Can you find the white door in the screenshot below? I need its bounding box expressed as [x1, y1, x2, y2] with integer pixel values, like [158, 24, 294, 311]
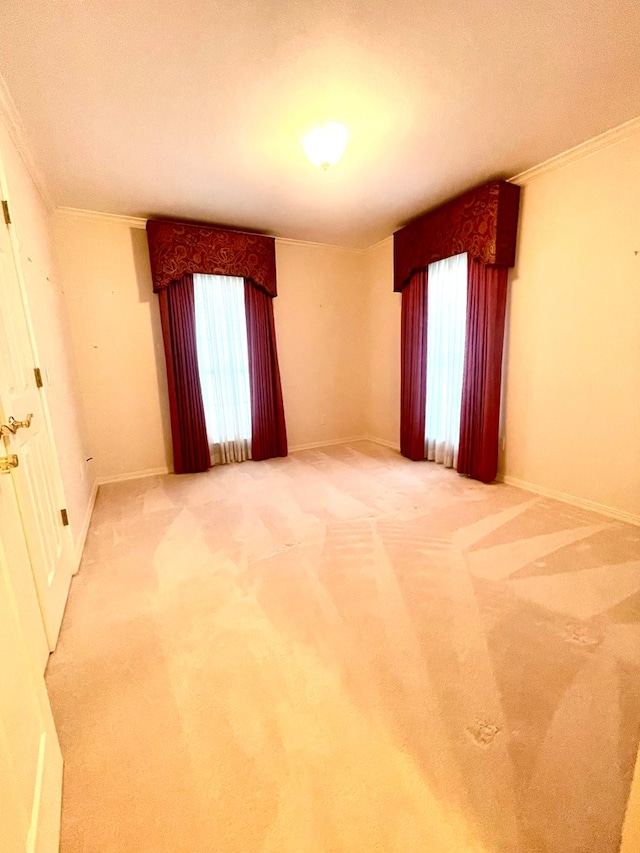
[0, 470, 63, 853]
[0, 196, 74, 650]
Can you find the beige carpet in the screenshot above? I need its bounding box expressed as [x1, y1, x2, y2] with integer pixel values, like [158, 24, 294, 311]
[46, 441, 640, 852]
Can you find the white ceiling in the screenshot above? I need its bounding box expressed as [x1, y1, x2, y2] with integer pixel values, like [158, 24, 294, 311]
[2, 0, 640, 248]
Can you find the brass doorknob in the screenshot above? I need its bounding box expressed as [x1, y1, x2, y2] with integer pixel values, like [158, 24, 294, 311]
[0, 454, 19, 473]
[0, 413, 33, 435]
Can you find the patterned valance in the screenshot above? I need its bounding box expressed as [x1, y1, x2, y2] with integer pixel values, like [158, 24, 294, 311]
[393, 179, 520, 292]
[146, 219, 277, 297]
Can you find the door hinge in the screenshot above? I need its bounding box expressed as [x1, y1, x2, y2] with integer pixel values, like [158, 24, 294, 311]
[34, 367, 43, 388]
[60, 508, 69, 526]
[2, 200, 11, 225]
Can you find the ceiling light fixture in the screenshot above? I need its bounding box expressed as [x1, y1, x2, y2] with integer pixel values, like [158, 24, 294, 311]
[302, 122, 349, 171]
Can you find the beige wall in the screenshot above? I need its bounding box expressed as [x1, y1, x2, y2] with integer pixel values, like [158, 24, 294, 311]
[274, 240, 368, 449]
[363, 237, 400, 447]
[0, 118, 93, 548]
[360, 134, 640, 521]
[53, 223, 372, 478]
[52, 216, 172, 482]
[51, 126, 640, 523]
[503, 131, 640, 520]
[621, 746, 640, 853]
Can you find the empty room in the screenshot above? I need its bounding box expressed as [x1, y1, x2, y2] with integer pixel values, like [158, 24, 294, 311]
[1, 1, 640, 851]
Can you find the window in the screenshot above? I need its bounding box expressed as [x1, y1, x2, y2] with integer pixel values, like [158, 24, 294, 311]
[424, 252, 468, 468]
[193, 274, 252, 464]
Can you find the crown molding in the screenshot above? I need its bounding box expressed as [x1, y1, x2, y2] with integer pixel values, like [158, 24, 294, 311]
[0, 72, 55, 211]
[54, 208, 373, 250]
[55, 206, 148, 229]
[275, 235, 365, 253]
[361, 235, 393, 255]
[510, 114, 640, 186]
[277, 233, 394, 254]
[54, 208, 380, 254]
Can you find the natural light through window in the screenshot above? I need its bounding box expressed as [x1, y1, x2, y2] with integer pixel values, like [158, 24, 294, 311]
[424, 252, 468, 468]
[194, 274, 252, 464]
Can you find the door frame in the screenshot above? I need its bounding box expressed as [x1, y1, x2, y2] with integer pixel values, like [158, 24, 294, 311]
[0, 142, 75, 650]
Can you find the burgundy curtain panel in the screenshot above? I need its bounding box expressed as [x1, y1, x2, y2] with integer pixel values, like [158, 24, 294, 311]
[457, 261, 509, 483]
[158, 274, 210, 474]
[393, 179, 520, 481]
[147, 218, 287, 472]
[400, 269, 428, 461]
[244, 281, 288, 461]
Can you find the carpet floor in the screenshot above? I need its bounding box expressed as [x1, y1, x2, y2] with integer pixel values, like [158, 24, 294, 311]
[46, 441, 640, 852]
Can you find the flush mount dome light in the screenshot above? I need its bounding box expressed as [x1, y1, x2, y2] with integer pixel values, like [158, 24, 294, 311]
[302, 122, 349, 170]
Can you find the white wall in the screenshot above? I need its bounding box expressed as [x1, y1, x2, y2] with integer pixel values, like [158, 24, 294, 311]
[0, 117, 94, 549]
[503, 130, 640, 520]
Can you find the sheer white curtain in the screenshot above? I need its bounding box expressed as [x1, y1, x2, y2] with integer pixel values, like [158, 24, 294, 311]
[425, 252, 468, 468]
[194, 274, 252, 465]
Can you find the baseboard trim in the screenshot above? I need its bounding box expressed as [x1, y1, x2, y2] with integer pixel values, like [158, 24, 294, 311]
[96, 466, 169, 486]
[288, 436, 402, 454]
[73, 480, 98, 573]
[289, 436, 369, 453]
[500, 475, 640, 527]
[365, 435, 401, 452]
